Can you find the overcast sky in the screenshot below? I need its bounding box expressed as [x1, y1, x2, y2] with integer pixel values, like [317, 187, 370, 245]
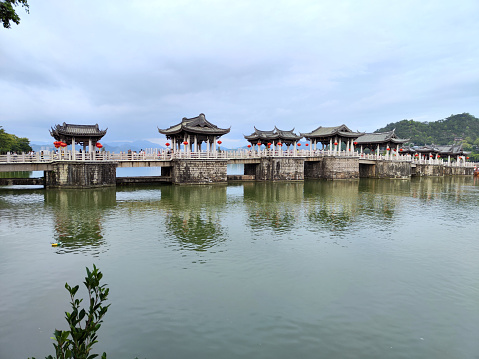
[1, 0, 479, 148]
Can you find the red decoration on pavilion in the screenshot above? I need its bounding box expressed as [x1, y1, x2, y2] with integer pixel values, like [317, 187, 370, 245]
[437, 155, 440, 158]
[334, 142, 338, 145]
[387, 147, 390, 151]
[277, 142, 282, 146]
[353, 141, 358, 145]
[247, 144, 251, 148]
[305, 143, 309, 146]
[466, 157, 470, 159]
[400, 148, 403, 152]
[61, 142, 67, 148]
[165, 142, 170, 147]
[96, 142, 103, 149]
[429, 154, 433, 157]
[217, 140, 222, 145]
[257, 142, 262, 146]
[393, 148, 396, 151]
[267, 142, 271, 146]
[54, 141, 61, 148]
[297, 143, 301, 146]
[183, 141, 188, 145]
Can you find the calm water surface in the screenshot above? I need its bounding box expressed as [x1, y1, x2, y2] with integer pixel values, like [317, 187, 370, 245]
[1, 176, 479, 359]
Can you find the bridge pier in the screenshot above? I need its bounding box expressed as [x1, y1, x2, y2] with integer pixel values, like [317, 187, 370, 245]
[307, 157, 359, 179]
[44, 161, 117, 188]
[250, 157, 305, 181]
[171, 159, 227, 184]
[360, 161, 411, 179]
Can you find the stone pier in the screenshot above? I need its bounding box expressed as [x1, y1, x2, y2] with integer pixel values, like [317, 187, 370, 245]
[44, 161, 117, 188]
[171, 159, 227, 184]
[360, 161, 411, 179]
[246, 157, 305, 181]
[310, 157, 359, 179]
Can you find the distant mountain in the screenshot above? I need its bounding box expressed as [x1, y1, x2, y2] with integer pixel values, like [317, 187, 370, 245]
[375, 113, 479, 150]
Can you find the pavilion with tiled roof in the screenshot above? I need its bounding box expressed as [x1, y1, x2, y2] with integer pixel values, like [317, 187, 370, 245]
[50, 122, 107, 154]
[355, 129, 409, 155]
[300, 124, 364, 152]
[158, 113, 230, 152]
[415, 144, 470, 163]
[244, 127, 302, 148]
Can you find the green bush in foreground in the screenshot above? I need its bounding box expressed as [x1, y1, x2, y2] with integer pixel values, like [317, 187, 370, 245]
[30, 264, 110, 359]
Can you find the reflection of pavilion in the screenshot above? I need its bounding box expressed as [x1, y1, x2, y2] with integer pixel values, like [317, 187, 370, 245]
[159, 185, 228, 251]
[45, 188, 116, 255]
[243, 182, 303, 233]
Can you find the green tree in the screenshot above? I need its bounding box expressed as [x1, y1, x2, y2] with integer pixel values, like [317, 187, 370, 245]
[0, 126, 32, 153]
[1, 0, 29, 28]
[29, 265, 110, 359]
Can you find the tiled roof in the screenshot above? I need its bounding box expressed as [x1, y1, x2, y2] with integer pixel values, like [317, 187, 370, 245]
[355, 130, 408, 144]
[244, 127, 301, 142]
[158, 113, 230, 136]
[50, 122, 107, 138]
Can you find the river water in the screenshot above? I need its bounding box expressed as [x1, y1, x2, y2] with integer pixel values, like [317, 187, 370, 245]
[1, 175, 478, 359]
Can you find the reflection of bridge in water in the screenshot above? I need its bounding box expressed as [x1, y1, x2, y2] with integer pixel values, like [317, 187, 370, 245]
[0, 149, 476, 188]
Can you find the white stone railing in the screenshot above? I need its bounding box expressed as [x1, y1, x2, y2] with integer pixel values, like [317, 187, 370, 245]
[1, 149, 477, 168]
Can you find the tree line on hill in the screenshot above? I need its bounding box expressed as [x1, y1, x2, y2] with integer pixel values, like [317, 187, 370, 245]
[375, 113, 479, 160]
[0, 126, 32, 154]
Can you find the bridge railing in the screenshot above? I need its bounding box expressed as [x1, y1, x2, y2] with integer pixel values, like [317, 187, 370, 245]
[1, 149, 477, 168]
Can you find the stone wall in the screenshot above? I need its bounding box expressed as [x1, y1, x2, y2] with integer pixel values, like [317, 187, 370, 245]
[373, 161, 411, 178]
[444, 166, 474, 176]
[413, 164, 444, 177]
[171, 159, 227, 184]
[304, 160, 322, 179]
[255, 157, 304, 181]
[319, 157, 359, 179]
[45, 161, 117, 188]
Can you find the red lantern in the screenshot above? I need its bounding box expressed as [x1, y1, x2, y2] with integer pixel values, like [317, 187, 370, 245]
[467, 157, 470, 159]
[334, 142, 338, 146]
[429, 154, 433, 158]
[277, 142, 282, 146]
[393, 148, 396, 152]
[387, 147, 390, 151]
[306, 143, 309, 146]
[257, 142, 262, 146]
[400, 148, 403, 152]
[267, 142, 271, 146]
[297, 143, 301, 146]
[165, 142, 170, 147]
[353, 141, 358, 145]
[217, 140, 222, 145]
[247, 144, 251, 148]
[96, 142, 103, 149]
[61, 142, 67, 148]
[183, 141, 188, 145]
[415, 153, 419, 157]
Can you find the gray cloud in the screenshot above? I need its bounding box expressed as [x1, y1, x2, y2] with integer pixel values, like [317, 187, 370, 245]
[1, 0, 479, 147]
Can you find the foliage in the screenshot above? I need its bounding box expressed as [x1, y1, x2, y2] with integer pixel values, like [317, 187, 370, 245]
[0, 0, 29, 28]
[29, 265, 110, 359]
[0, 126, 32, 153]
[375, 113, 479, 159]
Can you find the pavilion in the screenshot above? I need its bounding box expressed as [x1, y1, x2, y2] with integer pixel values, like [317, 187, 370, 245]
[300, 124, 364, 153]
[158, 113, 230, 153]
[244, 127, 302, 148]
[50, 122, 107, 155]
[355, 129, 409, 156]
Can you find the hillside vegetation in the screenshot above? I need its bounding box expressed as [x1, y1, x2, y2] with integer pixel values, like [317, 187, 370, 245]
[0, 126, 32, 154]
[375, 113, 479, 151]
